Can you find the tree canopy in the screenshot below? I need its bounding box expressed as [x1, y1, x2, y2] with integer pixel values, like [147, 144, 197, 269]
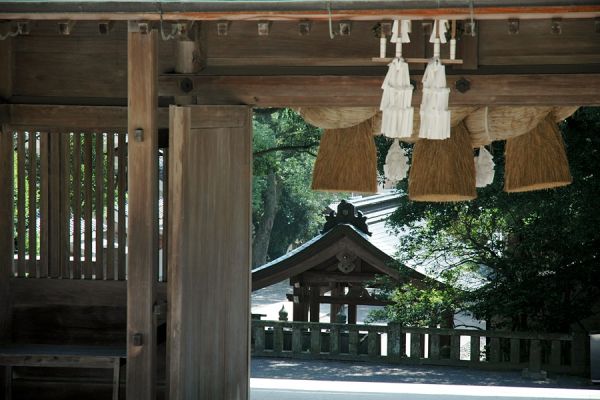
[377, 108, 600, 332]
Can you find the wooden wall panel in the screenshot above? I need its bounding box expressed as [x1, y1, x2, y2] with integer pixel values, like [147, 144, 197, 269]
[479, 19, 600, 66]
[12, 21, 174, 99]
[168, 105, 251, 400]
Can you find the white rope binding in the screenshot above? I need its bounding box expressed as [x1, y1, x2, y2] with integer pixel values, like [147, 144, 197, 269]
[380, 20, 414, 139]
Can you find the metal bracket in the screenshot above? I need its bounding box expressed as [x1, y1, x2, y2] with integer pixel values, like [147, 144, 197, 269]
[134, 128, 144, 142]
[216, 21, 230, 36]
[455, 77, 471, 93]
[507, 19, 519, 35]
[551, 18, 562, 35]
[338, 21, 352, 36]
[298, 20, 312, 36]
[132, 333, 144, 347]
[58, 21, 75, 35]
[98, 21, 114, 35]
[257, 21, 271, 36]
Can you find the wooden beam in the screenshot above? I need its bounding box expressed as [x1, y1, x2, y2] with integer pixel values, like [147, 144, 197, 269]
[10, 278, 167, 308]
[1, 3, 600, 21]
[159, 73, 600, 106]
[127, 26, 158, 400]
[0, 38, 12, 101]
[6, 104, 169, 130]
[168, 105, 251, 400]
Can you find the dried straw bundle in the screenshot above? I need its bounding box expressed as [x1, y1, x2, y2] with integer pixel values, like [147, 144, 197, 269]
[408, 122, 476, 202]
[504, 115, 572, 193]
[297, 107, 378, 129]
[465, 106, 552, 144]
[311, 118, 378, 194]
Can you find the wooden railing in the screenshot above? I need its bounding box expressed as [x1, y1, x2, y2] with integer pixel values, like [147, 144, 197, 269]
[251, 320, 588, 375]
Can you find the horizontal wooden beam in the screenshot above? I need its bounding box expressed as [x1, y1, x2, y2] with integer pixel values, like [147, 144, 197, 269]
[287, 293, 390, 307]
[0, 2, 599, 21]
[10, 278, 167, 307]
[4, 104, 169, 130]
[159, 73, 600, 106]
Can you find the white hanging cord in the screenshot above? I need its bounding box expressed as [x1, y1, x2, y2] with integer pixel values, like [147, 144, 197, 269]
[159, 3, 178, 40]
[469, 0, 476, 37]
[450, 20, 457, 60]
[327, 0, 335, 39]
[0, 24, 20, 41]
[379, 30, 387, 59]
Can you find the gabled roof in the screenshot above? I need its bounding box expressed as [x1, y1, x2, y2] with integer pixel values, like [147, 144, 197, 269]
[251, 223, 427, 291]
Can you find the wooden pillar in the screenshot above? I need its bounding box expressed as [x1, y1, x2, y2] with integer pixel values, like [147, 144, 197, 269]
[309, 286, 320, 323]
[0, 124, 13, 342]
[329, 285, 342, 323]
[168, 105, 251, 400]
[127, 24, 158, 400]
[348, 305, 357, 325]
[292, 285, 308, 322]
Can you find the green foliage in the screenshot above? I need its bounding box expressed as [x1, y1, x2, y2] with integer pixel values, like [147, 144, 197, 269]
[382, 107, 600, 332]
[368, 269, 466, 328]
[252, 109, 341, 260]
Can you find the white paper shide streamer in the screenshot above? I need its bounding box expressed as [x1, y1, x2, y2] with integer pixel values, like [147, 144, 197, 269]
[419, 20, 451, 140]
[380, 20, 413, 139]
[384, 139, 410, 183]
[475, 146, 495, 187]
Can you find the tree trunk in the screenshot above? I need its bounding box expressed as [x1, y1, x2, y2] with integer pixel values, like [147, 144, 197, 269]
[252, 172, 280, 267]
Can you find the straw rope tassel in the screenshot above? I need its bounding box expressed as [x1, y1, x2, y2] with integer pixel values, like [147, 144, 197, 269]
[384, 139, 410, 183]
[380, 20, 414, 139]
[475, 146, 495, 187]
[419, 20, 451, 140]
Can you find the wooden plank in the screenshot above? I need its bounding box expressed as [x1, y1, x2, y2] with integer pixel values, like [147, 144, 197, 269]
[291, 327, 302, 354]
[0, 125, 14, 342]
[8, 104, 170, 130]
[10, 278, 167, 308]
[456, 25, 479, 70]
[2, 3, 600, 21]
[167, 105, 251, 400]
[60, 132, 71, 278]
[16, 131, 26, 277]
[348, 328, 359, 356]
[106, 133, 115, 281]
[117, 133, 126, 281]
[84, 133, 93, 278]
[95, 132, 104, 280]
[159, 73, 600, 106]
[72, 133, 82, 279]
[48, 133, 61, 278]
[0, 38, 12, 101]
[529, 339, 542, 372]
[367, 332, 378, 357]
[27, 131, 37, 277]
[330, 325, 340, 355]
[254, 326, 265, 355]
[127, 27, 158, 400]
[273, 326, 284, 354]
[39, 132, 49, 278]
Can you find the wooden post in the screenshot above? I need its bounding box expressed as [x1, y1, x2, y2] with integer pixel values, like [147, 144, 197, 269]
[127, 24, 158, 400]
[0, 124, 13, 342]
[309, 286, 320, 323]
[168, 105, 251, 400]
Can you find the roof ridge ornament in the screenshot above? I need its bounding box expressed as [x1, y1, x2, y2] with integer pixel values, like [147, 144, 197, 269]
[322, 200, 371, 236]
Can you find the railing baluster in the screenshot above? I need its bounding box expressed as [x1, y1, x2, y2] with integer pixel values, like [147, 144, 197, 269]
[349, 327, 358, 356]
[450, 335, 460, 361]
[510, 338, 520, 364]
[330, 325, 340, 355]
[310, 325, 321, 355]
[254, 324, 265, 355]
[430, 333, 440, 360]
[292, 325, 303, 354]
[273, 325, 284, 355]
[470, 335, 481, 362]
[490, 337, 501, 363]
[550, 340, 561, 367]
[387, 323, 401, 361]
[367, 329, 377, 357]
[410, 332, 422, 359]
